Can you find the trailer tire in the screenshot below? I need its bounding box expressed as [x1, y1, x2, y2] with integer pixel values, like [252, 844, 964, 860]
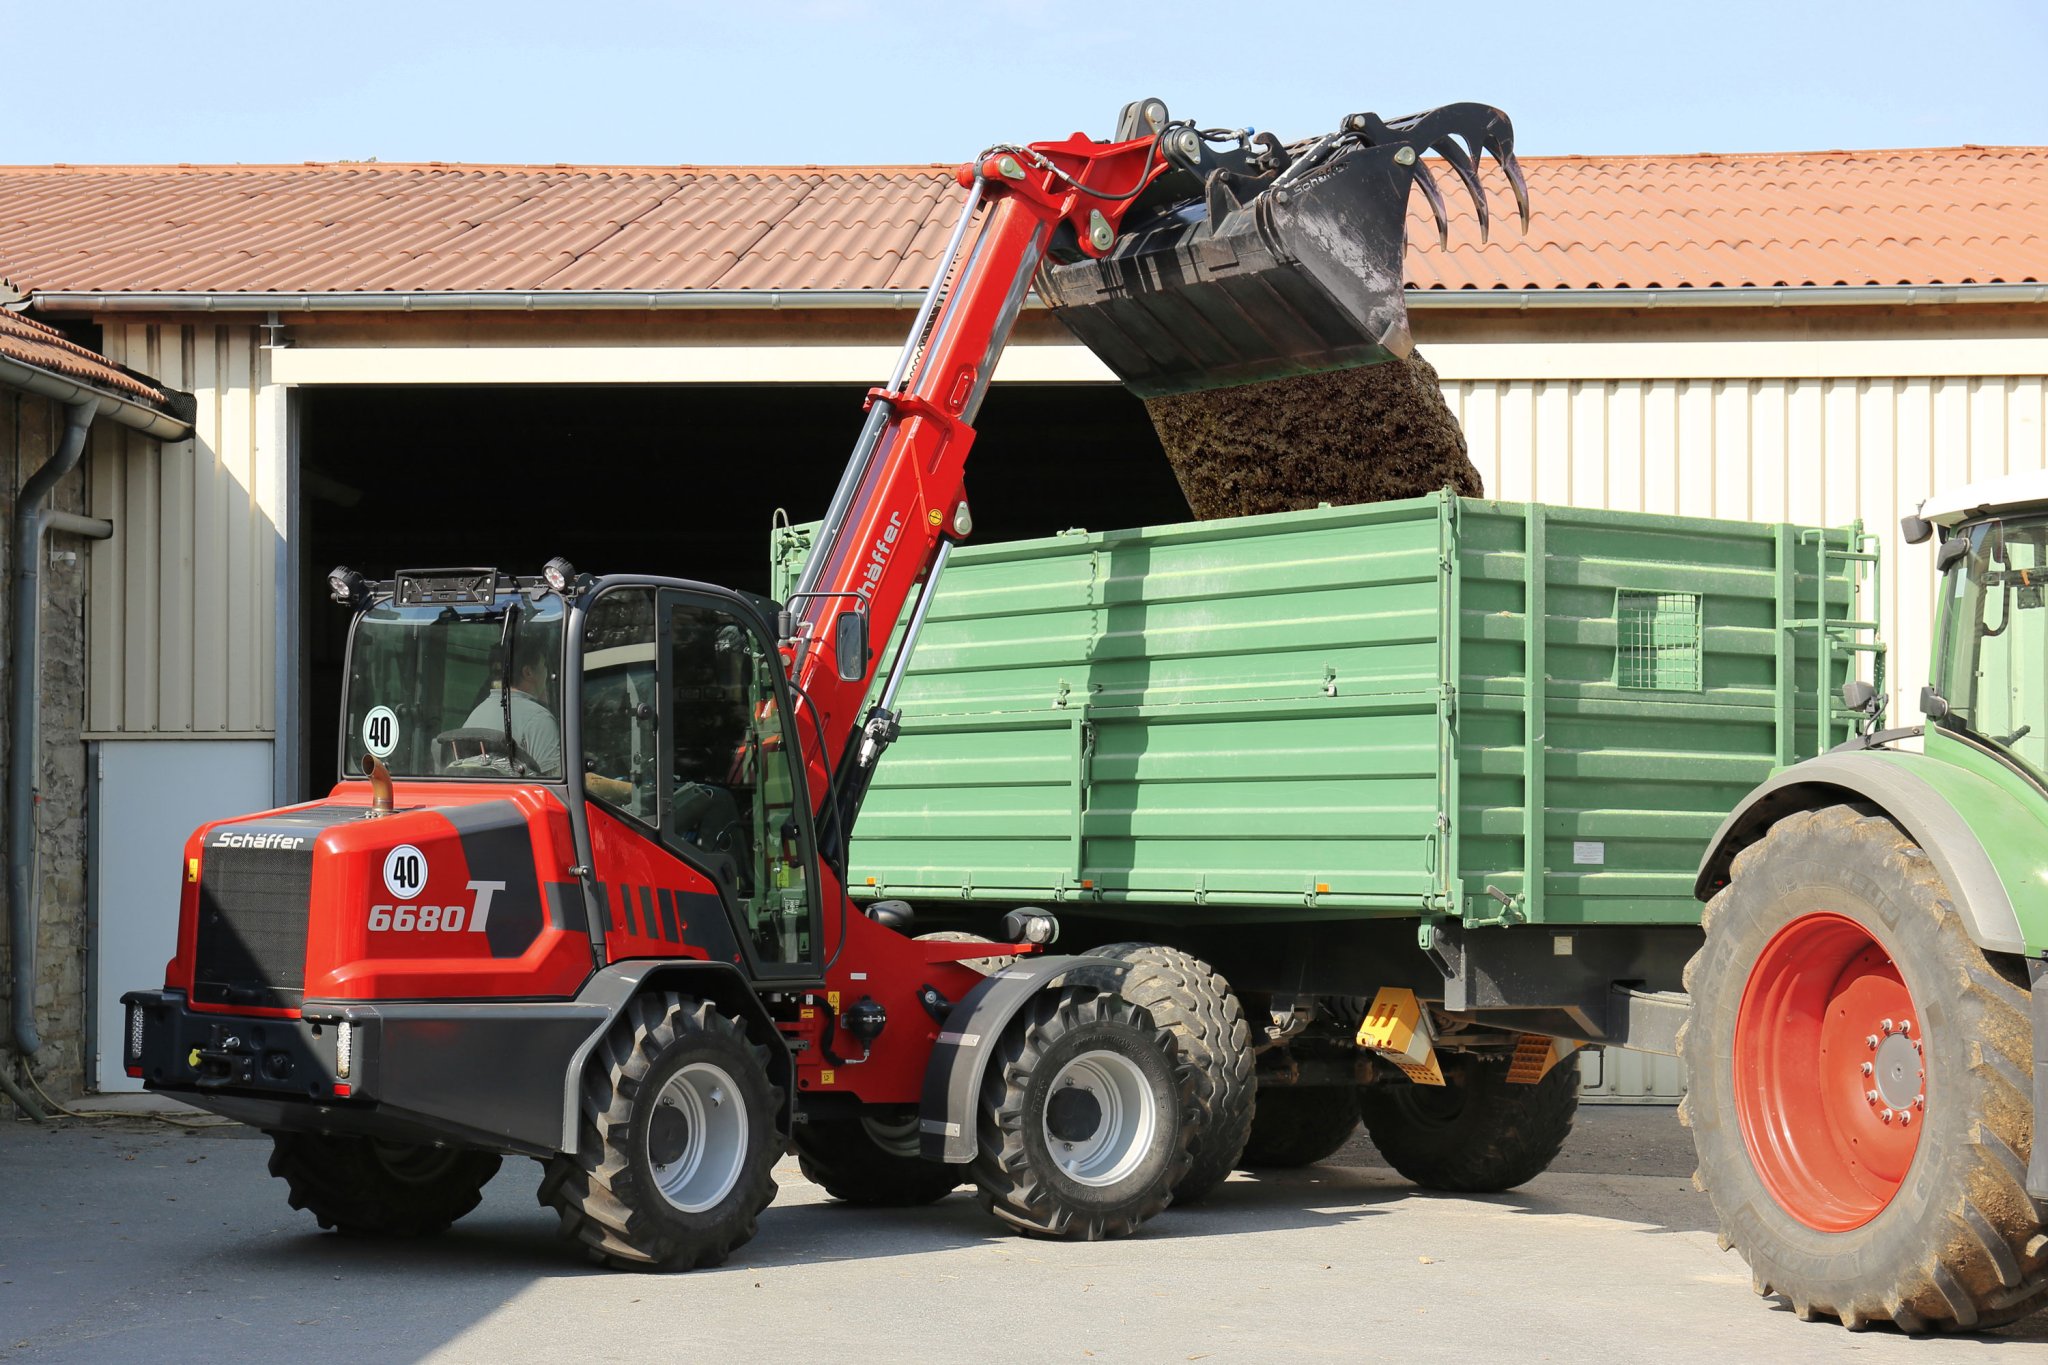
[1680, 803, 2048, 1332]
[795, 1111, 964, 1207]
[267, 1132, 500, 1237]
[1357, 1051, 1577, 1193]
[970, 986, 1193, 1239]
[1085, 942, 1255, 1203]
[1237, 1086, 1361, 1168]
[539, 992, 781, 1271]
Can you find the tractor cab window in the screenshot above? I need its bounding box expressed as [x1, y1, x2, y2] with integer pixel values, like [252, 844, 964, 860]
[1935, 513, 2048, 777]
[664, 594, 814, 969]
[343, 593, 566, 781]
[581, 588, 660, 823]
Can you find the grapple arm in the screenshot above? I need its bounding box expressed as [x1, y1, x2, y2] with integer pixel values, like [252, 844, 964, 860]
[1037, 100, 1526, 398]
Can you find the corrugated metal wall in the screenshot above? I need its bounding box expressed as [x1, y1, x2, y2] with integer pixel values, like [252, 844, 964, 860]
[87, 324, 279, 737]
[1445, 375, 2048, 716]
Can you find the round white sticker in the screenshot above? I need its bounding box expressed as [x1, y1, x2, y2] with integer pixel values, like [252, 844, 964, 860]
[383, 844, 428, 900]
[362, 705, 399, 759]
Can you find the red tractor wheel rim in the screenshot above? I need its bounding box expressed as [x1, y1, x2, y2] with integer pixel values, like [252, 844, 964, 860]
[1733, 912, 1925, 1232]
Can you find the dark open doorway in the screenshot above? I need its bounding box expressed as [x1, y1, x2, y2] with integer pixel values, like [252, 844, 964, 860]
[296, 383, 1183, 795]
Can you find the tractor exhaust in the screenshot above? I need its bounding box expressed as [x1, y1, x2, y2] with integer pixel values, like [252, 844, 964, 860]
[1037, 101, 1526, 398]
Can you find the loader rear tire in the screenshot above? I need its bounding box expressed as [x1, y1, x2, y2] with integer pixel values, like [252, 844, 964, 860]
[1237, 1086, 1361, 1168]
[795, 1111, 964, 1207]
[1681, 803, 2048, 1332]
[970, 986, 1193, 1240]
[267, 1132, 500, 1237]
[1086, 942, 1255, 1203]
[1357, 1051, 1577, 1193]
[539, 992, 781, 1271]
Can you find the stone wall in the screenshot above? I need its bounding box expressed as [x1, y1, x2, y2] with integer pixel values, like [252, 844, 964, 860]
[1, 388, 95, 1115]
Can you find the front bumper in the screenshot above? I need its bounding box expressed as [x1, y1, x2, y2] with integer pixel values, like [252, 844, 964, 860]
[121, 990, 607, 1157]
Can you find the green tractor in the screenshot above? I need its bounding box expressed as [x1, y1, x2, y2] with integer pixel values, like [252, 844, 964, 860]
[1689, 471, 2048, 1332]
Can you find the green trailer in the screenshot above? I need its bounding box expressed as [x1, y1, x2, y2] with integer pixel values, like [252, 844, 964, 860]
[776, 492, 1878, 1193]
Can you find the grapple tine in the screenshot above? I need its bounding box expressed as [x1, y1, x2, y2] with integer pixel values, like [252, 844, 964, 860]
[1428, 136, 1488, 242]
[1412, 161, 1450, 248]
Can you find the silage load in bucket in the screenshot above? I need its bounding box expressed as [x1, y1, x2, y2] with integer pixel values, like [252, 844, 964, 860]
[1038, 101, 1522, 516]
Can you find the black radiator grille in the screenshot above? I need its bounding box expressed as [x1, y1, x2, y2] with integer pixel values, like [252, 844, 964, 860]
[193, 846, 314, 1010]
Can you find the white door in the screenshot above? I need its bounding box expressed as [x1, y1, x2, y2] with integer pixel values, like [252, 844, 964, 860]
[91, 740, 272, 1092]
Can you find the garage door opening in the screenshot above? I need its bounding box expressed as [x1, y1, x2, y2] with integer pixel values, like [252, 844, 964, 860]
[296, 383, 1183, 795]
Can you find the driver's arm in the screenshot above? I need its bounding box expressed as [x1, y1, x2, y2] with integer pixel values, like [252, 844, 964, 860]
[585, 772, 636, 804]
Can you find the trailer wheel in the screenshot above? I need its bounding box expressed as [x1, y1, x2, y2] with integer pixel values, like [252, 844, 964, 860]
[1681, 804, 2048, 1332]
[1084, 943, 1255, 1202]
[267, 1132, 501, 1237]
[540, 992, 781, 1271]
[970, 987, 1193, 1239]
[1237, 1086, 1361, 1168]
[1357, 1051, 1577, 1193]
[795, 1110, 964, 1207]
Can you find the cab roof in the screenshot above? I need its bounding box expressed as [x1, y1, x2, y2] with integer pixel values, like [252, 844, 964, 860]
[1920, 470, 2048, 528]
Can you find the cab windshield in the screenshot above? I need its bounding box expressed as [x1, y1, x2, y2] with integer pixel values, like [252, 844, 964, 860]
[342, 593, 568, 781]
[1934, 513, 2048, 778]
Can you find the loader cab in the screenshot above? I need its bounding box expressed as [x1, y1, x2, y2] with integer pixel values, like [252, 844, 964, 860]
[332, 567, 822, 976]
[1917, 473, 2048, 784]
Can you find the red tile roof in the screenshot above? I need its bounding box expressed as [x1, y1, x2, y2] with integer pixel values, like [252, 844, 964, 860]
[1, 146, 2041, 299]
[0, 308, 172, 404]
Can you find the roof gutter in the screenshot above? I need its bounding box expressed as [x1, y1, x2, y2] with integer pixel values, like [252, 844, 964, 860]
[25, 282, 2048, 319]
[0, 352, 194, 441]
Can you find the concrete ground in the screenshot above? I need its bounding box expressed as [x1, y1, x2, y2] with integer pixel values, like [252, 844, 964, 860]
[3, 1104, 2044, 1363]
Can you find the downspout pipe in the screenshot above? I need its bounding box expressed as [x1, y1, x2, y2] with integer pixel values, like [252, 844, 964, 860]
[7, 395, 104, 1064]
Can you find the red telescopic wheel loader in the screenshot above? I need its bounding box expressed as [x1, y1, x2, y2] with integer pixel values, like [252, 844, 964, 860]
[122, 98, 1523, 1268]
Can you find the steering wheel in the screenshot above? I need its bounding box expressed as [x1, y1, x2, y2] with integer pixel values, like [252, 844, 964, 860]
[432, 726, 546, 778]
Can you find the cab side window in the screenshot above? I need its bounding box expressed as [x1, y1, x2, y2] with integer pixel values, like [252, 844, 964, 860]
[581, 588, 659, 823]
[664, 597, 812, 967]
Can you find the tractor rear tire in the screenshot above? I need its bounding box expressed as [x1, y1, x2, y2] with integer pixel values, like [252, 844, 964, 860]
[970, 987, 1193, 1240]
[795, 1111, 964, 1207]
[539, 992, 781, 1271]
[1681, 803, 2048, 1332]
[267, 1132, 500, 1237]
[1357, 1050, 1577, 1193]
[1086, 942, 1255, 1203]
[1237, 1086, 1361, 1168]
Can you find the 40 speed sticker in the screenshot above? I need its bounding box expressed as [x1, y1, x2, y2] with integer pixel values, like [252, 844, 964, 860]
[362, 705, 399, 758]
[371, 841, 505, 934]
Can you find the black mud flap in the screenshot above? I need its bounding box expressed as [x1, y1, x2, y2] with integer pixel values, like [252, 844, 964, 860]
[1038, 102, 1526, 399]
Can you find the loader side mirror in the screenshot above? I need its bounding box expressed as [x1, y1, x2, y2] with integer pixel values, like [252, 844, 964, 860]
[834, 610, 869, 684]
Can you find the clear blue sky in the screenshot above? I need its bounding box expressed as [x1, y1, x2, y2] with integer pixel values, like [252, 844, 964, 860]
[11, 0, 2048, 165]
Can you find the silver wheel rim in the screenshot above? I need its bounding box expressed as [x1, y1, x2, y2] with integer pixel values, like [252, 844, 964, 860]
[647, 1061, 749, 1213]
[1043, 1050, 1156, 1188]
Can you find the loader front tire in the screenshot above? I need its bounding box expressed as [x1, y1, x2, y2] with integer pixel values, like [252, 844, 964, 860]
[1086, 942, 1255, 1202]
[1357, 1050, 1577, 1193]
[267, 1132, 500, 1237]
[1237, 1085, 1361, 1168]
[540, 992, 781, 1271]
[795, 1110, 964, 1207]
[970, 987, 1193, 1240]
[1681, 803, 2048, 1332]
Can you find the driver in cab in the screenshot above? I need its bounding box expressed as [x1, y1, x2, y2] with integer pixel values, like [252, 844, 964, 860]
[465, 639, 635, 804]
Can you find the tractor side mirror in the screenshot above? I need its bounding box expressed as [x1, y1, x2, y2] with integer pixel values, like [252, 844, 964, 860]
[1900, 513, 1932, 545]
[1936, 536, 1971, 571]
[1841, 679, 1877, 714]
[833, 610, 869, 684]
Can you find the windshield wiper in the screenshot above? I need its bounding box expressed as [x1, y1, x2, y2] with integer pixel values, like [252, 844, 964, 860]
[500, 600, 523, 775]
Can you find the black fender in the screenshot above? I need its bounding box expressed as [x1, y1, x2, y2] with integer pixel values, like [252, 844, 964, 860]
[557, 960, 795, 1156]
[1693, 753, 2026, 956]
[917, 954, 1135, 1163]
